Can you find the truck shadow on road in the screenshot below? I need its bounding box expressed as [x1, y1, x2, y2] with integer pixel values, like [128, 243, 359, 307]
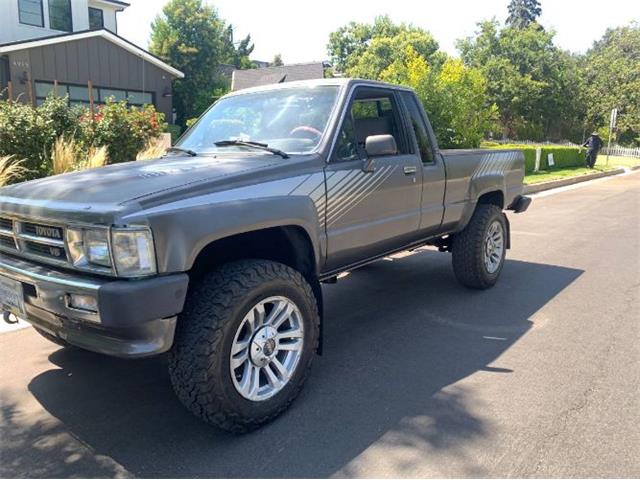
[15, 250, 582, 477]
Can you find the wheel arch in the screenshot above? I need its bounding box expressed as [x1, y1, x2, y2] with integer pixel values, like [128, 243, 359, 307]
[188, 225, 325, 349]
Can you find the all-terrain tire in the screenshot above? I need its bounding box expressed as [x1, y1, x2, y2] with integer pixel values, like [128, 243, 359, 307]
[33, 326, 72, 348]
[168, 259, 320, 433]
[452, 204, 507, 289]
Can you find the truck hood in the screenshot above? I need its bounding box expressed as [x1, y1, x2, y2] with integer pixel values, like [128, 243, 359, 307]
[0, 154, 284, 223]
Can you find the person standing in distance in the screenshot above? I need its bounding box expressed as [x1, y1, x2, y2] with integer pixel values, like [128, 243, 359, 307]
[582, 132, 604, 169]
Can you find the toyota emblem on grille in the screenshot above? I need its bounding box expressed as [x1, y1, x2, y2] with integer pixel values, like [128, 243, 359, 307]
[35, 225, 62, 239]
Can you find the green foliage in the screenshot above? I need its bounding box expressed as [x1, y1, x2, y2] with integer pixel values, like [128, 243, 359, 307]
[345, 30, 441, 80]
[149, 0, 251, 126]
[79, 100, 165, 165]
[328, 15, 494, 149]
[483, 143, 586, 172]
[165, 123, 183, 143]
[0, 95, 82, 178]
[581, 24, 640, 146]
[271, 54, 284, 67]
[379, 47, 497, 148]
[327, 15, 438, 74]
[506, 0, 541, 29]
[458, 20, 584, 141]
[0, 95, 164, 180]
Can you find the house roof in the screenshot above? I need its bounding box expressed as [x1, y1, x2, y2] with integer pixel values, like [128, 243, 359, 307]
[231, 62, 325, 91]
[89, 0, 130, 10]
[0, 29, 184, 78]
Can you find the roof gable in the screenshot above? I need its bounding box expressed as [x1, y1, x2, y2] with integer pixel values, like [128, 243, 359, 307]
[0, 30, 183, 78]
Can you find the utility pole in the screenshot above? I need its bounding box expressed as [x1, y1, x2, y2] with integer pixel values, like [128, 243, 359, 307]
[607, 108, 617, 166]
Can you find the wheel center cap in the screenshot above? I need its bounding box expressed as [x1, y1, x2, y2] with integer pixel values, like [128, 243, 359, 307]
[250, 326, 278, 366]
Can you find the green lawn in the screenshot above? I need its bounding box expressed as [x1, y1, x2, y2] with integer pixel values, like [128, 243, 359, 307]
[595, 154, 640, 168]
[523, 153, 639, 185]
[524, 165, 616, 184]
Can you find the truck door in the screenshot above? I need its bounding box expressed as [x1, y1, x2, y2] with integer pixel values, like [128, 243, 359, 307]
[398, 91, 446, 235]
[324, 86, 423, 271]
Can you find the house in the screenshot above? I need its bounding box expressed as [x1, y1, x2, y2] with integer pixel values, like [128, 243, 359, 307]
[0, 0, 183, 123]
[231, 62, 327, 91]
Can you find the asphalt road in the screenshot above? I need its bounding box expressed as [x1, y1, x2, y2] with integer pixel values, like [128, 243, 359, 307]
[1, 172, 639, 478]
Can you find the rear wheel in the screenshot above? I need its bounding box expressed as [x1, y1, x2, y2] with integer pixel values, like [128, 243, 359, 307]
[168, 259, 320, 432]
[452, 204, 507, 289]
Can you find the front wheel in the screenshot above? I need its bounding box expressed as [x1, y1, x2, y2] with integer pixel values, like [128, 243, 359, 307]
[168, 259, 320, 432]
[452, 204, 507, 289]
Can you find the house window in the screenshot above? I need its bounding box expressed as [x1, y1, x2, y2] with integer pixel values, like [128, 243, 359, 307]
[48, 0, 72, 32]
[34, 81, 154, 108]
[88, 7, 103, 30]
[0, 56, 10, 99]
[18, 0, 44, 27]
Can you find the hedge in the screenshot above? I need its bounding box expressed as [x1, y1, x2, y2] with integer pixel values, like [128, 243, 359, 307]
[481, 143, 586, 173]
[0, 94, 165, 181]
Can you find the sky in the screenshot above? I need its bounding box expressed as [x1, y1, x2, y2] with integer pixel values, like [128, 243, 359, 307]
[118, 0, 640, 63]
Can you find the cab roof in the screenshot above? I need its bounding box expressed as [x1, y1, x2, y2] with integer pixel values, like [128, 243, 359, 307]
[222, 78, 415, 98]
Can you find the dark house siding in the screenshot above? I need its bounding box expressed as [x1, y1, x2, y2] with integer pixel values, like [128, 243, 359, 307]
[5, 36, 175, 122]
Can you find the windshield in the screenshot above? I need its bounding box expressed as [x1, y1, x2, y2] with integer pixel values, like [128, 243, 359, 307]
[177, 86, 340, 155]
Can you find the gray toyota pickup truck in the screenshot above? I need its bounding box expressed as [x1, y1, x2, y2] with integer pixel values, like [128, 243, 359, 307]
[0, 79, 530, 431]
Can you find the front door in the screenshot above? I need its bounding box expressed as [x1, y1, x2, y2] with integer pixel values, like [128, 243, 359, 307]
[324, 87, 423, 271]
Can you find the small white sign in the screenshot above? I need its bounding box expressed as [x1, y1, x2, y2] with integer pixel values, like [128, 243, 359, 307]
[547, 153, 555, 167]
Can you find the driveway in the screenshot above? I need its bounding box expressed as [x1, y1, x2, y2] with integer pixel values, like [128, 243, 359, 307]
[1, 172, 639, 478]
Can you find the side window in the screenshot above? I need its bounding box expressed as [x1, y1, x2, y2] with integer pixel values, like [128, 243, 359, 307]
[402, 92, 434, 164]
[335, 113, 358, 161]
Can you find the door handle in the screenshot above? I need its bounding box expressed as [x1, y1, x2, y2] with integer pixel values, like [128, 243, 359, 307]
[403, 166, 417, 175]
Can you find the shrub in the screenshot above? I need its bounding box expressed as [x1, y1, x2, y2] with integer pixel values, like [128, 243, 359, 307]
[51, 136, 79, 174]
[51, 137, 110, 174]
[482, 143, 585, 173]
[0, 155, 29, 186]
[0, 95, 165, 183]
[165, 123, 183, 143]
[79, 100, 165, 164]
[136, 140, 167, 161]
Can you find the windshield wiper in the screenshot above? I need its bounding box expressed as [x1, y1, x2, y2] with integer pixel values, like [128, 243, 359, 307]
[165, 146, 197, 157]
[214, 140, 289, 159]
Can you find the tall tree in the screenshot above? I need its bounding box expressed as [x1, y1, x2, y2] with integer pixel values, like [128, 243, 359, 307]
[345, 29, 441, 79]
[506, 0, 542, 29]
[271, 54, 284, 66]
[328, 18, 492, 148]
[149, 0, 253, 125]
[581, 24, 640, 146]
[458, 20, 582, 140]
[380, 47, 497, 148]
[226, 26, 254, 69]
[327, 15, 428, 73]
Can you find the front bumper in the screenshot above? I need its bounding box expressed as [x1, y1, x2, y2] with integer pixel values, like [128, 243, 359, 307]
[0, 253, 189, 358]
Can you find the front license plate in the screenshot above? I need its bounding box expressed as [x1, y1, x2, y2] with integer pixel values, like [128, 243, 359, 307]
[0, 275, 25, 317]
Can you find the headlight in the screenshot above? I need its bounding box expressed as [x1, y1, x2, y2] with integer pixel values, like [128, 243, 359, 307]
[66, 227, 111, 269]
[85, 229, 111, 266]
[111, 228, 157, 277]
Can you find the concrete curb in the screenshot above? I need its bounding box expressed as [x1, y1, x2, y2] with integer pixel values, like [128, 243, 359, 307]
[523, 168, 626, 195]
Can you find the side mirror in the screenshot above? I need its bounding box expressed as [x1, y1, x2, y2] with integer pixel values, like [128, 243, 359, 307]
[365, 134, 397, 157]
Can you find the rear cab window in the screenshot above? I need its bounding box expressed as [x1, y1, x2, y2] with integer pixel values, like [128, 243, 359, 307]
[400, 91, 435, 164]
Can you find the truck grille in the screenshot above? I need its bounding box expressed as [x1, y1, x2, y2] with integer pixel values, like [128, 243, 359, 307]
[0, 236, 17, 250]
[0, 218, 12, 231]
[0, 216, 68, 266]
